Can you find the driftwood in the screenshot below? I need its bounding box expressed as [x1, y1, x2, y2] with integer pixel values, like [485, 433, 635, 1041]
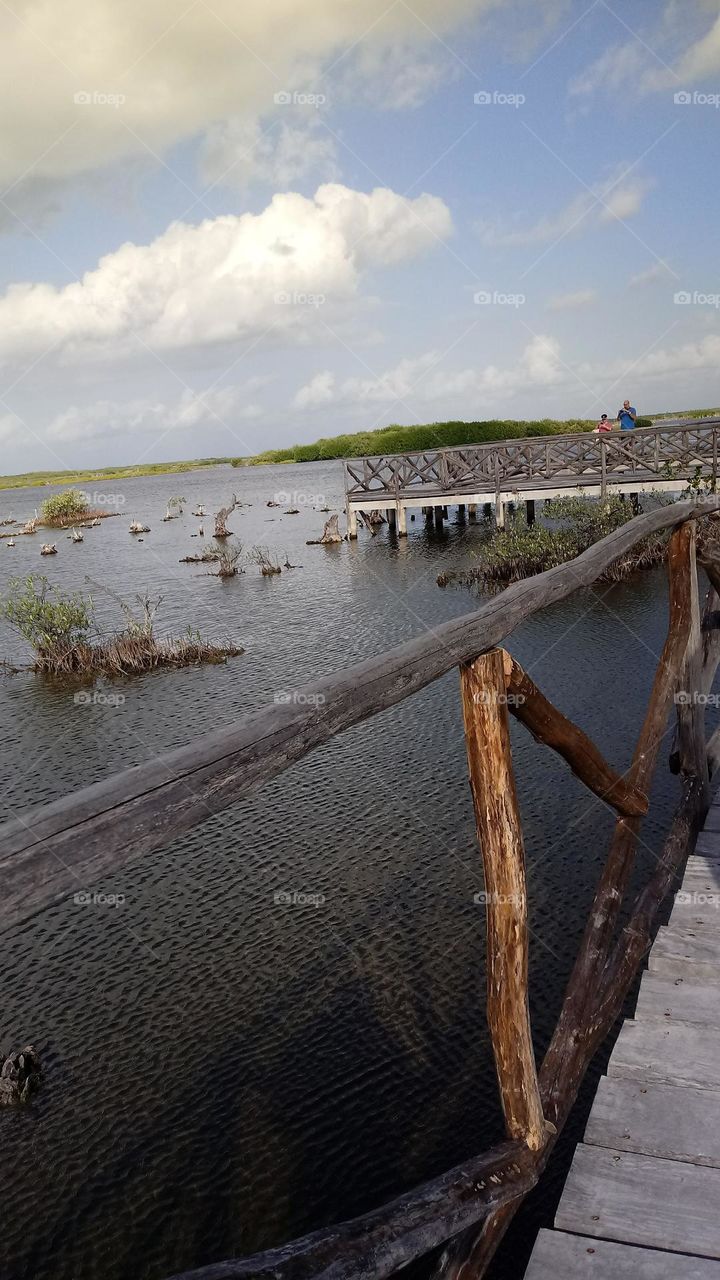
[461, 651, 545, 1151]
[307, 514, 343, 545]
[2, 498, 719, 935]
[40, 543, 57, 555]
[214, 496, 239, 539]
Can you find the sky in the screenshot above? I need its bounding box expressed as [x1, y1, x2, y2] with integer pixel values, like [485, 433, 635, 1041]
[0, 0, 719, 473]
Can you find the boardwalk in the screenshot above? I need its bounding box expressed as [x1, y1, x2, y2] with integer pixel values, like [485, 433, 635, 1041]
[344, 418, 720, 534]
[525, 793, 720, 1278]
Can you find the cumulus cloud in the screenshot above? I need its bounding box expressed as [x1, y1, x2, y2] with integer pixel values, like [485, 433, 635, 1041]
[476, 171, 652, 247]
[546, 289, 597, 311]
[0, 183, 452, 364]
[0, 0, 499, 191]
[46, 386, 254, 443]
[294, 335, 565, 408]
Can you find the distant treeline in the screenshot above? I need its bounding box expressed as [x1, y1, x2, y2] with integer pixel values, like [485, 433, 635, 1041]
[235, 417, 654, 466]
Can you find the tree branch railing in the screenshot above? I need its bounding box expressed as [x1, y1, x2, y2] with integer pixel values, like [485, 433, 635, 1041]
[2, 498, 720, 1280]
[344, 420, 720, 498]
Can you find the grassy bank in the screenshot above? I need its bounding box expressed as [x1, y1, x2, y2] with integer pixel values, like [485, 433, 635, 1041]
[0, 458, 233, 492]
[233, 417, 654, 466]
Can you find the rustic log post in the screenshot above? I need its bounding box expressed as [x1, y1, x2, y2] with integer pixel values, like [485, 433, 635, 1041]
[460, 649, 545, 1152]
[674, 523, 710, 802]
[504, 655, 648, 818]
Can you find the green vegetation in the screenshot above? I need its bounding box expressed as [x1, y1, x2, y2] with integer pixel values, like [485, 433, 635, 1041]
[0, 575, 242, 676]
[442, 496, 668, 593]
[235, 417, 653, 466]
[39, 488, 89, 524]
[0, 458, 233, 493]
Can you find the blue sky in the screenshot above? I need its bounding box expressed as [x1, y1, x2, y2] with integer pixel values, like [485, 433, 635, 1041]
[0, 0, 719, 472]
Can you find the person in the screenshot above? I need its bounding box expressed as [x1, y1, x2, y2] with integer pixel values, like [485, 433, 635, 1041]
[596, 413, 612, 433]
[617, 399, 637, 430]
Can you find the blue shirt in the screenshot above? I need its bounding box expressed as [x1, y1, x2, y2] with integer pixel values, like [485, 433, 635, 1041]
[618, 406, 637, 430]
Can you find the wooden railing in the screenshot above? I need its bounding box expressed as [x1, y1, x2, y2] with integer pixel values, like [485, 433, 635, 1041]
[344, 420, 720, 499]
[2, 498, 720, 1280]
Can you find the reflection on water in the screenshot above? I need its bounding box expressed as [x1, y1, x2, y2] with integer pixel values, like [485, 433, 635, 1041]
[0, 463, 700, 1279]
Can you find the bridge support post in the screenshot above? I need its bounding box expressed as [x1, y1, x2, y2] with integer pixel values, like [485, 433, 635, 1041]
[387, 508, 396, 531]
[397, 505, 407, 536]
[347, 507, 358, 539]
[495, 501, 506, 529]
[526, 500, 536, 526]
[434, 506, 444, 528]
[468, 504, 477, 520]
[458, 504, 466, 521]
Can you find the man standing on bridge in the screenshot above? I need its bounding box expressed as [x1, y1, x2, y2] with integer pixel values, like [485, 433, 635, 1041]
[617, 399, 637, 430]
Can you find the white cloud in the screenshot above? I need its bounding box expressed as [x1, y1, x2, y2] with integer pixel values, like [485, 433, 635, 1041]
[200, 117, 339, 191]
[629, 261, 674, 286]
[568, 44, 647, 98]
[476, 171, 652, 247]
[569, 12, 720, 98]
[0, 413, 21, 443]
[546, 289, 597, 311]
[0, 0, 500, 190]
[0, 183, 452, 364]
[294, 335, 565, 408]
[46, 386, 252, 443]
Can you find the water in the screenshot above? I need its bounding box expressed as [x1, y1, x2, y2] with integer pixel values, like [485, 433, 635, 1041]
[0, 462, 695, 1279]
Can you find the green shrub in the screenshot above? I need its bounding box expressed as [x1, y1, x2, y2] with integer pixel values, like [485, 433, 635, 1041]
[40, 489, 89, 523]
[0, 575, 93, 652]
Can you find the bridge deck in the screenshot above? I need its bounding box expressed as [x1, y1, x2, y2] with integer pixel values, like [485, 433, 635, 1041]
[525, 794, 720, 1278]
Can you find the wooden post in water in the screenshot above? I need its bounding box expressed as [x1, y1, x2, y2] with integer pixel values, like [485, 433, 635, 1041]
[460, 649, 545, 1152]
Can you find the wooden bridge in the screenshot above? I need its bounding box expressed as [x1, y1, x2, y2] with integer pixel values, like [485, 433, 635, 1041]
[2, 499, 720, 1279]
[343, 418, 720, 535]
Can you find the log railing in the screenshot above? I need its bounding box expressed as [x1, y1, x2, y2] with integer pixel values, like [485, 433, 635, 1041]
[343, 420, 720, 498]
[2, 497, 720, 1280]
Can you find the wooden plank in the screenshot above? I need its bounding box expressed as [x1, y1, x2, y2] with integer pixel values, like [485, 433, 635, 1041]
[608, 1018, 720, 1090]
[460, 652, 545, 1151]
[555, 1144, 720, 1257]
[649, 925, 720, 981]
[669, 891, 720, 932]
[526, 1229, 720, 1279]
[4, 499, 716, 936]
[635, 969, 720, 1026]
[585, 1075, 720, 1165]
[696, 831, 720, 857]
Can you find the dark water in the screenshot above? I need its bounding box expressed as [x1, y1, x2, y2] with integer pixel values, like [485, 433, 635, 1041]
[0, 463, 695, 1279]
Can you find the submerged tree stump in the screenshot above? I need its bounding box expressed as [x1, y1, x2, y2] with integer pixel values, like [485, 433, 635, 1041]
[0, 1045, 41, 1105]
[215, 495, 239, 538]
[307, 514, 343, 545]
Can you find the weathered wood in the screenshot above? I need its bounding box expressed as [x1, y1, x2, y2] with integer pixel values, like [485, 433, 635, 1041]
[435, 773, 706, 1280]
[526, 1229, 720, 1279]
[608, 1018, 720, 1090]
[3, 500, 716, 936]
[460, 651, 545, 1151]
[541, 522, 699, 1117]
[675, 525, 710, 801]
[161, 1140, 537, 1280]
[585, 1075, 720, 1166]
[555, 1144, 720, 1258]
[504, 655, 648, 817]
[649, 925, 720, 980]
[635, 970, 720, 1027]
